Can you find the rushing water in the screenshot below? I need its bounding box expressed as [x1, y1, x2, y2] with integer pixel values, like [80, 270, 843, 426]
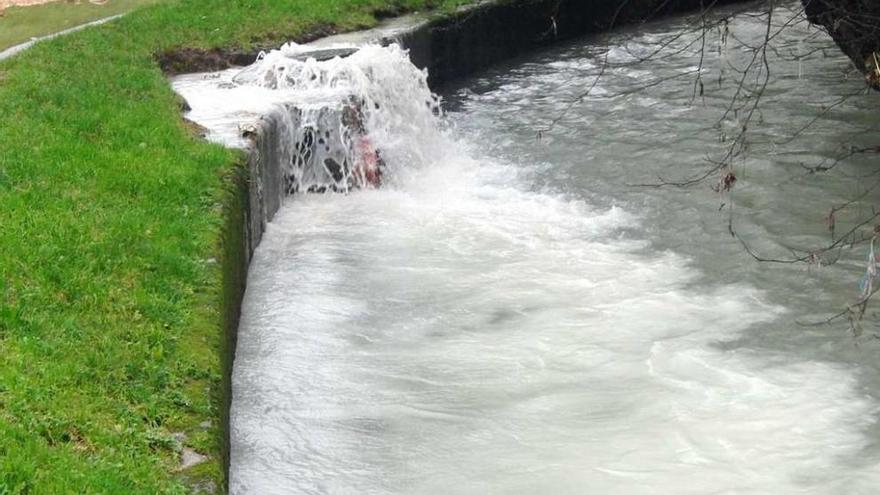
[222, 2, 880, 493]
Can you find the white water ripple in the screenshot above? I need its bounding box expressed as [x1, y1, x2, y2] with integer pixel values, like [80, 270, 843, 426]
[233, 152, 880, 493]
[186, 20, 880, 494]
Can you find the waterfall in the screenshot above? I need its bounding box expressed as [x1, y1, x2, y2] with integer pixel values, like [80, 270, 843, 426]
[232, 43, 445, 193]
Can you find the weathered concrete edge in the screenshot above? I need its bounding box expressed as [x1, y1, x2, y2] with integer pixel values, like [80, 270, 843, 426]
[218, 0, 750, 489]
[0, 14, 124, 61]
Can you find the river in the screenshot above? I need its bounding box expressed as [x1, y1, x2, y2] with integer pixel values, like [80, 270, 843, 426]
[216, 2, 880, 493]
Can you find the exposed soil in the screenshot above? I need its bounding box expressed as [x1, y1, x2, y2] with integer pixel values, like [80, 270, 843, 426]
[0, 0, 54, 11]
[0, 0, 108, 13]
[157, 23, 338, 76]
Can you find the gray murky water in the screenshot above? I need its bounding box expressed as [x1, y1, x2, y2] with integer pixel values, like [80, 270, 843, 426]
[230, 3, 880, 493]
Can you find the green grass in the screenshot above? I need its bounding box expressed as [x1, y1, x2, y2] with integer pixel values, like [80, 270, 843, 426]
[0, 0, 166, 51]
[0, 0, 471, 492]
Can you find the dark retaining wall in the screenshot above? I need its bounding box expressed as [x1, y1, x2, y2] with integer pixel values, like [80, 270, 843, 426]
[803, 0, 880, 89]
[403, 0, 749, 88]
[218, 0, 750, 488]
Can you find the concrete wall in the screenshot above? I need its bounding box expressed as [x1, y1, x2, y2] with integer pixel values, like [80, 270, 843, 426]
[242, 108, 288, 258]
[403, 0, 746, 88]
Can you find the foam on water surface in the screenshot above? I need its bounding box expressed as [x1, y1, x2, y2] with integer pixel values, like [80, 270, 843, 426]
[234, 150, 880, 493]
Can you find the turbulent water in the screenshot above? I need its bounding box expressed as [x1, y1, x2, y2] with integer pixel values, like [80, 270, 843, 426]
[225, 2, 880, 493]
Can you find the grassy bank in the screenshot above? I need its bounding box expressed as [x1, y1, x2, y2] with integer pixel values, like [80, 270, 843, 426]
[0, 0, 469, 492]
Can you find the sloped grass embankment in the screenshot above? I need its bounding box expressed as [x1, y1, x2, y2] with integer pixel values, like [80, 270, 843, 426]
[0, 0, 469, 492]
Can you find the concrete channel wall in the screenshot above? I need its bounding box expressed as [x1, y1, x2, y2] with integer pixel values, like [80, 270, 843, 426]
[219, 0, 747, 486]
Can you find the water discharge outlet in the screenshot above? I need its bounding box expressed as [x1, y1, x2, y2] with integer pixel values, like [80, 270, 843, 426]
[174, 43, 445, 257]
[232, 46, 392, 192]
[177, 43, 442, 191]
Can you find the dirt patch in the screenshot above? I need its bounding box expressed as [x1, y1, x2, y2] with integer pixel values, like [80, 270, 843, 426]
[157, 47, 253, 75]
[157, 23, 338, 76]
[183, 118, 208, 138]
[0, 0, 108, 13]
[0, 0, 54, 11]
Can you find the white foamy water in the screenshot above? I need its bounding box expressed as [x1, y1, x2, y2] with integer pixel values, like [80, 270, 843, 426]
[173, 3, 880, 493]
[234, 155, 880, 494]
